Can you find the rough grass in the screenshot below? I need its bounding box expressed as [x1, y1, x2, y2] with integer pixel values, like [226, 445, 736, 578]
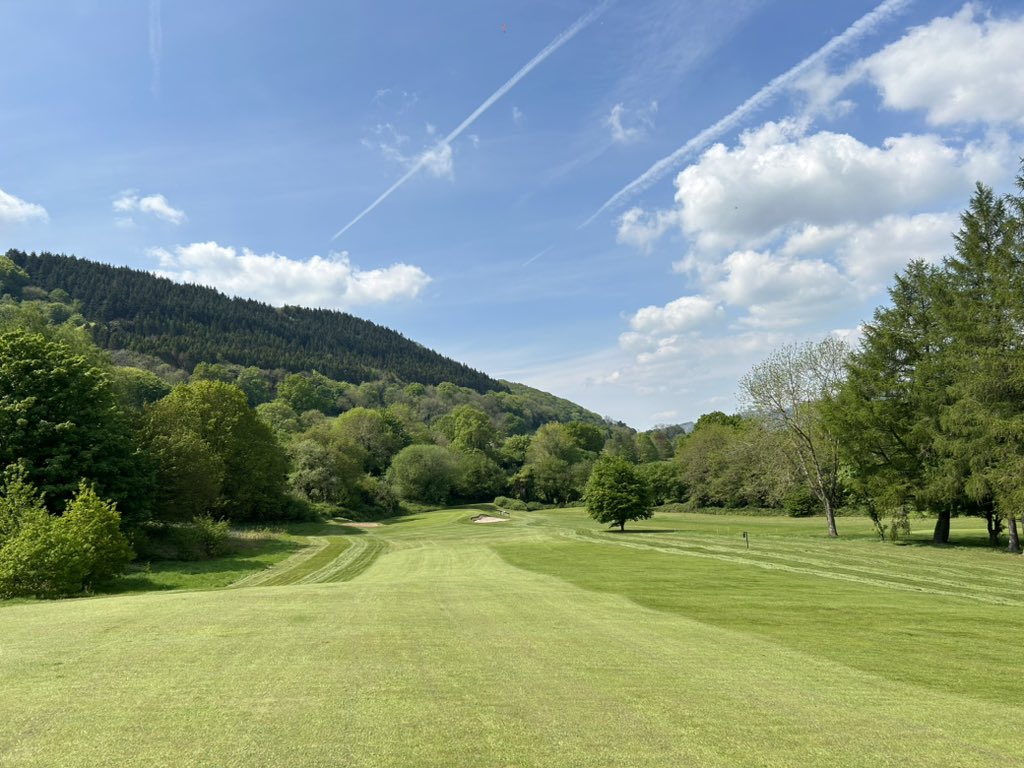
[0, 507, 1020, 767]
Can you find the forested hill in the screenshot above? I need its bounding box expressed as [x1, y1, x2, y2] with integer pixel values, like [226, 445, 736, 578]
[6, 250, 502, 393]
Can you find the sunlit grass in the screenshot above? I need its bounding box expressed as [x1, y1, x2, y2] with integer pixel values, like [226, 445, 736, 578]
[0, 506, 1019, 766]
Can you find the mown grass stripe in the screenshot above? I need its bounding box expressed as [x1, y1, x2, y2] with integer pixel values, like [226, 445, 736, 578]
[564, 529, 1023, 606]
[631, 534, 1024, 602]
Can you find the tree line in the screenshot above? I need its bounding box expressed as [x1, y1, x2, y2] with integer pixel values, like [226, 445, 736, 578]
[0, 283, 646, 597]
[735, 173, 1024, 551]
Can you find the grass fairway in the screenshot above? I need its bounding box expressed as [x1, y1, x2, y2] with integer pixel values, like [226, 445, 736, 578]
[1, 508, 1021, 767]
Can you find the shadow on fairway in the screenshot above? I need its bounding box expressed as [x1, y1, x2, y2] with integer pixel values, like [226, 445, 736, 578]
[900, 535, 1010, 551]
[604, 528, 678, 535]
[104, 537, 306, 595]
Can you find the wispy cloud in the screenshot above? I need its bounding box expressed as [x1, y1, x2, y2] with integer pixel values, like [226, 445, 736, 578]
[523, 246, 552, 267]
[605, 101, 658, 143]
[149, 0, 162, 97]
[114, 191, 186, 225]
[581, 0, 912, 228]
[332, 0, 616, 241]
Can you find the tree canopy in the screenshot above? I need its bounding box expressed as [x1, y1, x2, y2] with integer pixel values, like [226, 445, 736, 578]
[584, 454, 653, 532]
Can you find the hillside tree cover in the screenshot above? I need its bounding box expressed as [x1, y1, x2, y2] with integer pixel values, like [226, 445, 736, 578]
[6, 250, 501, 393]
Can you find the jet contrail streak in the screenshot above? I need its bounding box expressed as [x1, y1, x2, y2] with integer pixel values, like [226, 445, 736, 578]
[333, 0, 615, 241]
[580, 0, 912, 229]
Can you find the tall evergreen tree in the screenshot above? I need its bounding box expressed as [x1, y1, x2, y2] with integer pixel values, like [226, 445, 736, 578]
[937, 182, 1024, 552]
[825, 261, 955, 541]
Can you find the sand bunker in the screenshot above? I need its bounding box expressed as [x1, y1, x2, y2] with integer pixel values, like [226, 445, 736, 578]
[341, 522, 382, 528]
[471, 515, 508, 524]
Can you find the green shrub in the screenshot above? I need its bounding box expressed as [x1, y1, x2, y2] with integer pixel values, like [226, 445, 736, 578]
[132, 514, 243, 561]
[782, 487, 818, 517]
[0, 482, 134, 598]
[192, 515, 232, 557]
[493, 496, 528, 511]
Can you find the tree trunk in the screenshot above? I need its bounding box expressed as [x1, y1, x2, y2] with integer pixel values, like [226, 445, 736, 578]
[823, 497, 838, 538]
[1008, 516, 1021, 554]
[932, 508, 951, 544]
[619, 521, 625, 532]
[985, 510, 1003, 547]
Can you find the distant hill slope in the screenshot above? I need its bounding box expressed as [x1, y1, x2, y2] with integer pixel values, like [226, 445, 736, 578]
[7, 250, 502, 393]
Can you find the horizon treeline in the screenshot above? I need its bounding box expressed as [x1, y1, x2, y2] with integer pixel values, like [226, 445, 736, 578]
[5, 249, 501, 393]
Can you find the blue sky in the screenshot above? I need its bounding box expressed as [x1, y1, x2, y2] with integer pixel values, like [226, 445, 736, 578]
[2, 0, 1023, 428]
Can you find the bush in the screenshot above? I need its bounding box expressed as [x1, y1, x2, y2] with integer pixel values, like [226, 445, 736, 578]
[132, 516, 234, 561]
[0, 482, 134, 598]
[782, 487, 818, 517]
[493, 495, 528, 511]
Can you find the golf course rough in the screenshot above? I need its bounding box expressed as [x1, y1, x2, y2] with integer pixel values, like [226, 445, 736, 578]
[0, 507, 1020, 767]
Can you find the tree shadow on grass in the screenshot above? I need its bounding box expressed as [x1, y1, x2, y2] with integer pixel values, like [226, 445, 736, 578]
[898, 535, 1011, 551]
[103, 538, 305, 595]
[604, 528, 679, 534]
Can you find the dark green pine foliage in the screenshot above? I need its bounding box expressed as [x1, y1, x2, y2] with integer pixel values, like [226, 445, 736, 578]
[6, 250, 502, 394]
[937, 182, 1024, 552]
[826, 261, 955, 542]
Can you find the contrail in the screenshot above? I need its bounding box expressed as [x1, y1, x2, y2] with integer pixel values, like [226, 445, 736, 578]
[149, 0, 162, 97]
[333, 0, 616, 241]
[523, 246, 552, 267]
[580, 0, 912, 229]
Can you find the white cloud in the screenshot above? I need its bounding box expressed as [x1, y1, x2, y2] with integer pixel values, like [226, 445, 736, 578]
[616, 206, 682, 252]
[512, 106, 525, 126]
[113, 191, 185, 225]
[583, 0, 913, 226]
[715, 249, 849, 314]
[151, 241, 431, 309]
[864, 5, 1024, 126]
[629, 295, 722, 335]
[575, 5, 1024, 428]
[605, 100, 658, 143]
[670, 121, 980, 251]
[0, 187, 47, 224]
[828, 211, 958, 291]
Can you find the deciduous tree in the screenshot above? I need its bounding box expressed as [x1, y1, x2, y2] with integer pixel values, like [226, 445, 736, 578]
[584, 454, 653, 532]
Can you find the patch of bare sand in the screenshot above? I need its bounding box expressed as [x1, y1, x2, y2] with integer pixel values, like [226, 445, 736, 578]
[471, 515, 508, 524]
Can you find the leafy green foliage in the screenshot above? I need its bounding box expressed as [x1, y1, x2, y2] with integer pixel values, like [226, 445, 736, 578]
[828, 174, 1024, 549]
[0, 480, 133, 598]
[583, 454, 653, 531]
[740, 337, 848, 536]
[0, 329, 151, 520]
[387, 445, 458, 503]
[675, 417, 792, 510]
[0, 255, 29, 295]
[144, 380, 290, 521]
[453, 450, 506, 500]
